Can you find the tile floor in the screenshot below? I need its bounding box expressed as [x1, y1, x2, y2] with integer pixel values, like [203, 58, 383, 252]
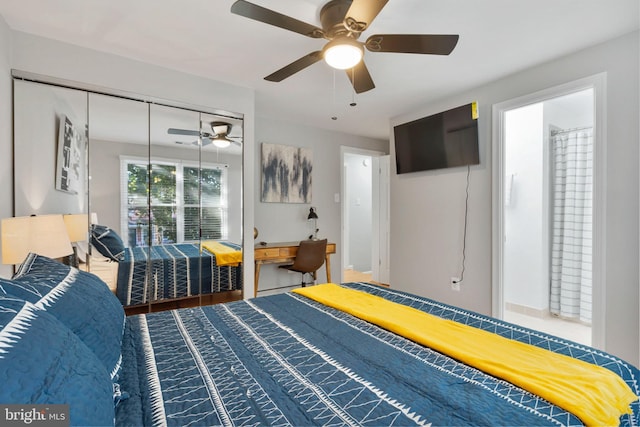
[503, 310, 592, 346]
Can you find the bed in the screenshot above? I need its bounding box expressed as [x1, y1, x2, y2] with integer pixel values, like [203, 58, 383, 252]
[1, 255, 638, 426]
[90, 224, 243, 308]
[113, 241, 243, 307]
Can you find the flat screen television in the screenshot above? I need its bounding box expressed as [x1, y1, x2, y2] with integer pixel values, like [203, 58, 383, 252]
[394, 102, 479, 174]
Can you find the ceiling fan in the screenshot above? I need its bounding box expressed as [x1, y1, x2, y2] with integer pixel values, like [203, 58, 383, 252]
[168, 122, 242, 148]
[230, 0, 459, 93]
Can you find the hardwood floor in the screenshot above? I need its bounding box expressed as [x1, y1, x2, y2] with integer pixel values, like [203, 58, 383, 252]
[124, 290, 243, 316]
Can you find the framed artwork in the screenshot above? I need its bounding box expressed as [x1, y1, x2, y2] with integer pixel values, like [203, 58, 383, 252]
[261, 143, 312, 203]
[55, 114, 85, 194]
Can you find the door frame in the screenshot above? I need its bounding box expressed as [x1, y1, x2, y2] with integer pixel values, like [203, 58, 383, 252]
[372, 155, 390, 284]
[340, 146, 387, 282]
[491, 73, 607, 349]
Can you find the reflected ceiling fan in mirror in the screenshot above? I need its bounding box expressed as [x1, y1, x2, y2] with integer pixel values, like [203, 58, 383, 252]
[168, 121, 242, 148]
[230, 0, 459, 93]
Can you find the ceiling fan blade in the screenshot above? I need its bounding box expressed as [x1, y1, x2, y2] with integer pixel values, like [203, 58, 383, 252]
[344, 0, 388, 32]
[265, 51, 323, 82]
[168, 128, 201, 136]
[365, 34, 459, 55]
[230, 0, 323, 38]
[346, 60, 375, 94]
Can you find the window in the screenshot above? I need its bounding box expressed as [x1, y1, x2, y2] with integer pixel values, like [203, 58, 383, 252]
[121, 157, 227, 247]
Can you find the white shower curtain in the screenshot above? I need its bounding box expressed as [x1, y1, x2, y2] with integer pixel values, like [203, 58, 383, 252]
[549, 128, 593, 324]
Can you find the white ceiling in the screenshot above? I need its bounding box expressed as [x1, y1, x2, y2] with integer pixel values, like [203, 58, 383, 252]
[1, 0, 638, 140]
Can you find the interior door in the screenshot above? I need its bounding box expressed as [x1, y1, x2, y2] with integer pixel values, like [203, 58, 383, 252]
[372, 155, 390, 284]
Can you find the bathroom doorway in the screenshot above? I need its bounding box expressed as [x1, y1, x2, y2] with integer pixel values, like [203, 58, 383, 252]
[493, 75, 606, 347]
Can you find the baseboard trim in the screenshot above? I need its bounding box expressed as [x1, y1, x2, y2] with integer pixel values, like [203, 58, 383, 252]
[505, 302, 550, 319]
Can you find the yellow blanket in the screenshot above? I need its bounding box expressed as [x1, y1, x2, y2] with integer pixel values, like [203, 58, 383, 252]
[201, 241, 242, 267]
[293, 283, 638, 426]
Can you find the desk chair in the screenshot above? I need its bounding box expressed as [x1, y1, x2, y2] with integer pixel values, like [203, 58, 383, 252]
[279, 239, 328, 287]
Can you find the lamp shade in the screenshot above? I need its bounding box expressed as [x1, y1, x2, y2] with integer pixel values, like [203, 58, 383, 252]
[1, 214, 73, 265]
[63, 213, 89, 243]
[307, 207, 318, 220]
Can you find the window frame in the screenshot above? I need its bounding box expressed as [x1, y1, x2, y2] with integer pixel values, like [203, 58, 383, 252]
[120, 155, 228, 247]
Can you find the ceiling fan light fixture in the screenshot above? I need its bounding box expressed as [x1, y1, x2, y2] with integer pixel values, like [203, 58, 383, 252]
[212, 136, 232, 148]
[323, 38, 363, 70]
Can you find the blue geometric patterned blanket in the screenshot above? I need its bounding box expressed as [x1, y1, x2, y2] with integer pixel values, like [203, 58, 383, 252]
[116, 242, 242, 306]
[116, 283, 640, 426]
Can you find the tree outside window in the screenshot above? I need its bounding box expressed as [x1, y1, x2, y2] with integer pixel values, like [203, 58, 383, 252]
[122, 158, 227, 247]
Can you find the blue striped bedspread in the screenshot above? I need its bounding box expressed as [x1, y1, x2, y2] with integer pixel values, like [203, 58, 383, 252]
[115, 242, 242, 306]
[115, 283, 639, 426]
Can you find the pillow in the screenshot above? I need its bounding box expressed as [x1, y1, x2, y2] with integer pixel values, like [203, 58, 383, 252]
[0, 296, 114, 426]
[0, 253, 125, 380]
[91, 224, 125, 261]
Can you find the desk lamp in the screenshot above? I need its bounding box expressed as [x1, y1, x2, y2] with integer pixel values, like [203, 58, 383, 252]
[307, 207, 319, 240]
[1, 214, 73, 265]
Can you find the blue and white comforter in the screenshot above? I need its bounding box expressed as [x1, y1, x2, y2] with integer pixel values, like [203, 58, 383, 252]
[116, 242, 242, 306]
[116, 283, 640, 426]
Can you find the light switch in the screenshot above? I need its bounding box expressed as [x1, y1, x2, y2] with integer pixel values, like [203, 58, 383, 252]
[334, 193, 340, 203]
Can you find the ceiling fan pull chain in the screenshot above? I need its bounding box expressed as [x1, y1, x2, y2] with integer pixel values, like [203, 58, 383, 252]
[333, 69, 337, 105]
[350, 68, 357, 107]
[331, 69, 338, 121]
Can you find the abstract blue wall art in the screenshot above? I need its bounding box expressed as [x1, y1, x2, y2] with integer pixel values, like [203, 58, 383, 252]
[261, 143, 312, 203]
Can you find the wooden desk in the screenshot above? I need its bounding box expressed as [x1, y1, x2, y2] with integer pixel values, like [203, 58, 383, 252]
[254, 241, 336, 295]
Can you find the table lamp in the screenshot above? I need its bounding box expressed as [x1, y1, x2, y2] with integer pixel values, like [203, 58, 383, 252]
[307, 207, 319, 240]
[1, 214, 73, 265]
[63, 213, 89, 267]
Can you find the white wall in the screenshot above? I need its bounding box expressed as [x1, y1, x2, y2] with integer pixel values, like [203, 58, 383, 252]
[390, 31, 639, 364]
[13, 80, 88, 216]
[254, 117, 386, 293]
[544, 90, 593, 129]
[0, 16, 12, 278]
[504, 103, 545, 311]
[345, 153, 373, 272]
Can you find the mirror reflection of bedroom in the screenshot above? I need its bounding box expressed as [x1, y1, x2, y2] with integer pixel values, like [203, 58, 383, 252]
[12, 77, 244, 314]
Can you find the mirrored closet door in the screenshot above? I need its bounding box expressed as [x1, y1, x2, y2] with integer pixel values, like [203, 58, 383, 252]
[13, 75, 244, 314]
